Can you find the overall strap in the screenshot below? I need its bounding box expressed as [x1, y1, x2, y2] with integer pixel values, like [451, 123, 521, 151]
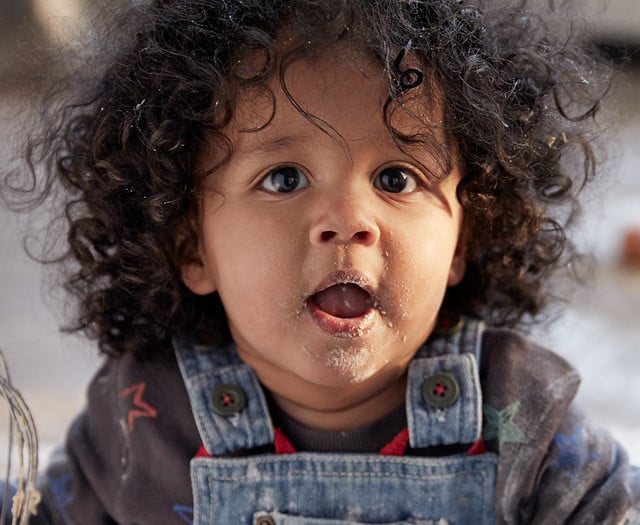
[407, 317, 485, 448]
[174, 317, 485, 455]
[173, 338, 274, 456]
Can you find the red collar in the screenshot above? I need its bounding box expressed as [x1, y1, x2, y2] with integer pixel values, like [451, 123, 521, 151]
[196, 428, 486, 457]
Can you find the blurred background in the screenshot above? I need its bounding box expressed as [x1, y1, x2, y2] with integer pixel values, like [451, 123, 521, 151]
[0, 0, 639, 476]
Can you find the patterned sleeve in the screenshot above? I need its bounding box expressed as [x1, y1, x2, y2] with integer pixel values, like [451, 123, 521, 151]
[37, 349, 200, 525]
[38, 358, 126, 525]
[526, 409, 640, 524]
[480, 328, 640, 524]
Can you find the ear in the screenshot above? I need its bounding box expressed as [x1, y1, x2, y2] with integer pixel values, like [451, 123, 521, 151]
[177, 210, 217, 295]
[181, 259, 217, 295]
[447, 231, 467, 287]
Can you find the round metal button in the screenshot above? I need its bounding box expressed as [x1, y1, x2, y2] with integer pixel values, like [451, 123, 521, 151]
[422, 372, 460, 408]
[211, 384, 246, 416]
[255, 516, 276, 525]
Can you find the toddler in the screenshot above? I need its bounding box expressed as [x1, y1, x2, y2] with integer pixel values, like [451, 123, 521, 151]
[2, 0, 639, 523]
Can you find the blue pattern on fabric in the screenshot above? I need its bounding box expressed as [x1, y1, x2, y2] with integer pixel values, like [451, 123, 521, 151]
[172, 504, 194, 524]
[49, 472, 73, 525]
[550, 425, 600, 484]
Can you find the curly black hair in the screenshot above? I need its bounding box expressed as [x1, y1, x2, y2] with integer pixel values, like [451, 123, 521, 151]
[3, 0, 611, 359]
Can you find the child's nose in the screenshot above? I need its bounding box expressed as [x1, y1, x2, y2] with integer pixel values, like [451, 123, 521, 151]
[309, 193, 380, 247]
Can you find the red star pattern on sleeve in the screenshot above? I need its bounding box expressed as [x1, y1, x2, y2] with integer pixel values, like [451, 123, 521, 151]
[119, 382, 158, 430]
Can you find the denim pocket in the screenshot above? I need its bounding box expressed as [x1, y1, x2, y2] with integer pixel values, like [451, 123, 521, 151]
[192, 453, 497, 525]
[254, 511, 446, 524]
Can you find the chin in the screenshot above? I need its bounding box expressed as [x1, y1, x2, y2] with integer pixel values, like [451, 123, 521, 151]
[299, 345, 380, 387]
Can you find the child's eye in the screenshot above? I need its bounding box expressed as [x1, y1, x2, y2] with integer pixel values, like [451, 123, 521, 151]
[260, 166, 309, 193]
[374, 167, 418, 193]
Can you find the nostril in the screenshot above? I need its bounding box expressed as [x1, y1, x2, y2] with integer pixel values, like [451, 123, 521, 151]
[321, 231, 337, 242]
[318, 230, 372, 244]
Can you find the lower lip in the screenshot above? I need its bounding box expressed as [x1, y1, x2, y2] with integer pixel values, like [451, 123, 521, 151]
[307, 302, 376, 338]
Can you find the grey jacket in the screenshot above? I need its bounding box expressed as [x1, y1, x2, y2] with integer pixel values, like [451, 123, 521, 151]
[7, 325, 640, 524]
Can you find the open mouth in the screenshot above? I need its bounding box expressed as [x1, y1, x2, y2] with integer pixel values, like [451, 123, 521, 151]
[309, 283, 374, 319]
[305, 273, 378, 337]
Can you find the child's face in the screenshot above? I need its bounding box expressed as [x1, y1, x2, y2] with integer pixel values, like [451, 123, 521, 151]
[182, 49, 466, 423]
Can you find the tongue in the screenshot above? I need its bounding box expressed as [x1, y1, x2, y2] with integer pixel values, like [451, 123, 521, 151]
[313, 284, 373, 318]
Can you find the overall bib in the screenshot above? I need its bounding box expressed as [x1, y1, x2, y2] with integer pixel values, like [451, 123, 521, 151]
[174, 319, 497, 525]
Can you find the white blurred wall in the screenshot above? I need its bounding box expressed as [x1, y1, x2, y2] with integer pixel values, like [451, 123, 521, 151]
[29, 0, 90, 45]
[580, 0, 640, 40]
[12, 0, 640, 45]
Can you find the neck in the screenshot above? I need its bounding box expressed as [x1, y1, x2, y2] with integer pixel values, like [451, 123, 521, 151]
[267, 372, 408, 431]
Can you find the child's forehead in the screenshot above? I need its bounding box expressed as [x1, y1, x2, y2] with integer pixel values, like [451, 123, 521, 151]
[198, 46, 453, 178]
[235, 50, 384, 124]
[231, 45, 445, 144]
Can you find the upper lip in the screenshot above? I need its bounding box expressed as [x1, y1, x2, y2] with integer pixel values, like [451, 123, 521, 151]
[307, 270, 376, 301]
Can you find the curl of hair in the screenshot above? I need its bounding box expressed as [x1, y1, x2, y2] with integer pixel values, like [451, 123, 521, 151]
[3, 0, 612, 359]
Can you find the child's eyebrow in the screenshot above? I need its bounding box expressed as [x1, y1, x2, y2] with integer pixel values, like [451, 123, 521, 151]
[243, 130, 395, 159]
[244, 134, 318, 155]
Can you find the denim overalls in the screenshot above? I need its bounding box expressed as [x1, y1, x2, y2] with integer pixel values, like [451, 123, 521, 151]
[174, 319, 497, 525]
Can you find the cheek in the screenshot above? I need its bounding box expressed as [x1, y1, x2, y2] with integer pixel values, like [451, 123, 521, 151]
[388, 212, 460, 265]
[214, 234, 270, 288]
[206, 211, 297, 303]
[384, 220, 460, 298]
